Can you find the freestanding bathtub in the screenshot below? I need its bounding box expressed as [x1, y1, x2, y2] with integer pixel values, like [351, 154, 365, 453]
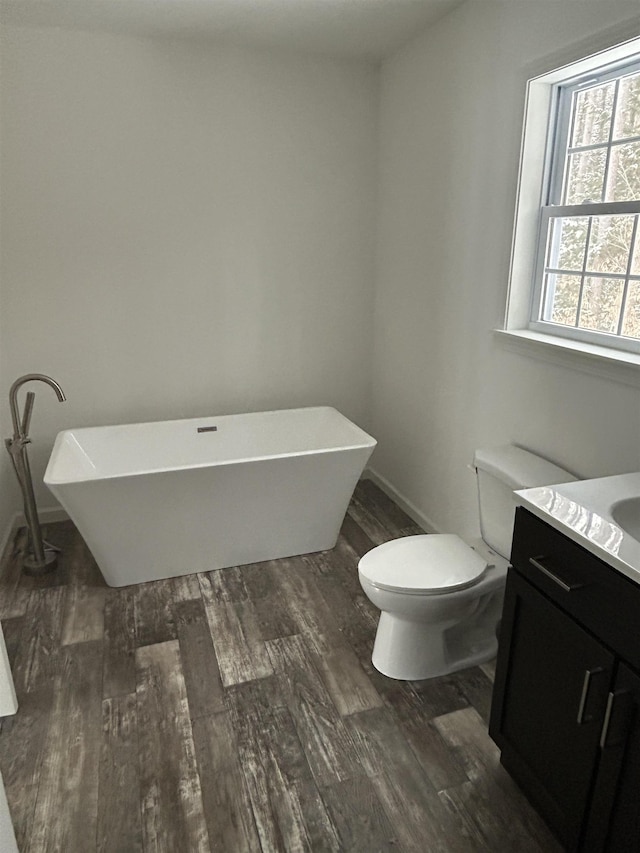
[44, 406, 376, 587]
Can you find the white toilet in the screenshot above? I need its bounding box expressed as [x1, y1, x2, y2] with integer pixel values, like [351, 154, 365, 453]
[358, 445, 576, 681]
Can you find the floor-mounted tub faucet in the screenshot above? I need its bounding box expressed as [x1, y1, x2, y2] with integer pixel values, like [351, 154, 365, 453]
[5, 374, 66, 575]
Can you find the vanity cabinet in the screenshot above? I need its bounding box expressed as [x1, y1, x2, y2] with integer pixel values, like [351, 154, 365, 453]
[490, 507, 640, 852]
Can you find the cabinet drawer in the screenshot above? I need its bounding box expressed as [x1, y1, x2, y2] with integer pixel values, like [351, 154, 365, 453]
[511, 508, 640, 670]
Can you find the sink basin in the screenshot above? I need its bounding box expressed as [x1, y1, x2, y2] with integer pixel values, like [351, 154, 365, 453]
[611, 496, 640, 542]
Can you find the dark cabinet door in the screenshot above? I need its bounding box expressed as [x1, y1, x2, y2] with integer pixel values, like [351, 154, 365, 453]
[490, 570, 615, 851]
[583, 663, 640, 852]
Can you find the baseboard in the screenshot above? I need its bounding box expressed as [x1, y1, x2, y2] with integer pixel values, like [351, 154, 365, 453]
[363, 467, 441, 534]
[29, 506, 69, 526]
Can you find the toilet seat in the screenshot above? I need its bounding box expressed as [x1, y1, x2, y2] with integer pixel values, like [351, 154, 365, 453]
[358, 534, 488, 596]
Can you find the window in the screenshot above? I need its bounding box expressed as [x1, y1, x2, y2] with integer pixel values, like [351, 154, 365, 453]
[504, 35, 640, 368]
[531, 58, 640, 353]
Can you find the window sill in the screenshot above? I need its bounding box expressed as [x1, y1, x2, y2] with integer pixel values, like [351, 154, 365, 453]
[494, 329, 640, 388]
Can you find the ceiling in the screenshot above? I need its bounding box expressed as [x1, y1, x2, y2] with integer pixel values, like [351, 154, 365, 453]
[0, 0, 464, 61]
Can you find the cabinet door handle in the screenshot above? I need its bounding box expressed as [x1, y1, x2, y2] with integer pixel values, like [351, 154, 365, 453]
[599, 690, 633, 749]
[529, 556, 585, 592]
[577, 667, 605, 725]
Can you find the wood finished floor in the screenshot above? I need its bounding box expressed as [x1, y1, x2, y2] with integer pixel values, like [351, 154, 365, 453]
[0, 480, 562, 853]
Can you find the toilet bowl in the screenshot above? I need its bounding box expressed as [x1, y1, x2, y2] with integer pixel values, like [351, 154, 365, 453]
[359, 534, 507, 680]
[359, 446, 576, 681]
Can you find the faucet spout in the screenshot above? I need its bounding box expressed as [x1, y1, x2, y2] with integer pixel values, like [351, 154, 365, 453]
[9, 373, 66, 439]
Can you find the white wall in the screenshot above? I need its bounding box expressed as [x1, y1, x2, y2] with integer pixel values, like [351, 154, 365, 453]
[0, 26, 378, 510]
[373, 1, 640, 538]
[4, 4, 640, 550]
[0, 19, 20, 546]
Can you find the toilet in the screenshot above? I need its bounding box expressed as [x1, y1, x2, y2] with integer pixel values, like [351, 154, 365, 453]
[358, 445, 576, 681]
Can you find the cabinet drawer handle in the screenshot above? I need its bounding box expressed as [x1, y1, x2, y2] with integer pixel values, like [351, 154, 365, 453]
[529, 556, 584, 592]
[600, 692, 616, 748]
[577, 667, 604, 725]
[599, 690, 633, 749]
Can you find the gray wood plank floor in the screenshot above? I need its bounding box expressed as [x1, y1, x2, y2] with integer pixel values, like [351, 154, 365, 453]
[0, 480, 562, 852]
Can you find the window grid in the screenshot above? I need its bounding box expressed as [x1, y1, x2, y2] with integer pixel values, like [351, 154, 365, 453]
[561, 72, 640, 206]
[565, 135, 640, 160]
[540, 213, 640, 339]
[532, 58, 640, 353]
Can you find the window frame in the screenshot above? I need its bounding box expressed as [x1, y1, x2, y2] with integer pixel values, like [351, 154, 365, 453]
[528, 56, 640, 355]
[501, 32, 640, 376]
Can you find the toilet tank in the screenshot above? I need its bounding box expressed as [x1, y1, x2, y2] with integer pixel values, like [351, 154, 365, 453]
[473, 445, 577, 559]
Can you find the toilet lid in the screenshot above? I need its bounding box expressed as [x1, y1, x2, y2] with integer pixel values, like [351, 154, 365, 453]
[358, 534, 488, 595]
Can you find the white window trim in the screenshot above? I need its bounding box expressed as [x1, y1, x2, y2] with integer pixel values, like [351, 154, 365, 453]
[501, 31, 640, 384]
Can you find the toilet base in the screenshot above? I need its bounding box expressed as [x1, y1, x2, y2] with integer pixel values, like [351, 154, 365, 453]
[371, 611, 498, 681]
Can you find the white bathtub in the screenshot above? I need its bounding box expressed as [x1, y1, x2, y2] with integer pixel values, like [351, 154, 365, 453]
[44, 406, 376, 587]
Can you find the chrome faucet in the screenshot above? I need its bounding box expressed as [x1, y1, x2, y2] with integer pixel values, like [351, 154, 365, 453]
[5, 374, 66, 575]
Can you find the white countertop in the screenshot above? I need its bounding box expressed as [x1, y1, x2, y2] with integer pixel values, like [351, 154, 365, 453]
[515, 472, 640, 586]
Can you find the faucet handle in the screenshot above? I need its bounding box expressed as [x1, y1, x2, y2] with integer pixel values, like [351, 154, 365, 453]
[21, 391, 35, 437]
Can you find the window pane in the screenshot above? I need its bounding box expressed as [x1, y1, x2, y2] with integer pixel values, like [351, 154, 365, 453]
[632, 229, 640, 275]
[564, 148, 606, 203]
[571, 82, 615, 148]
[586, 214, 634, 274]
[578, 276, 623, 333]
[551, 216, 589, 271]
[613, 72, 640, 141]
[621, 281, 640, 339]
[605, 140, 640, 202]
[544, 273, 581, 326]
